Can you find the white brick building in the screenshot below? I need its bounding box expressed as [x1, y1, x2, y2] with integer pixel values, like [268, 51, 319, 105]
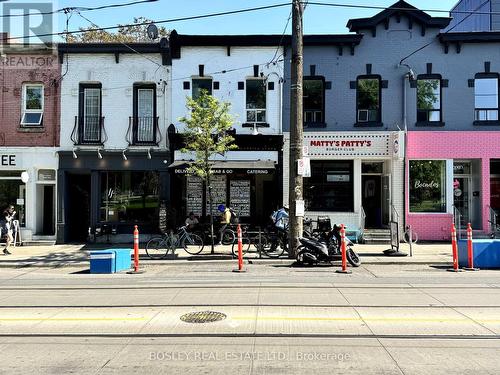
[57, 42, 172, 243]
[167, 32, 285, 224]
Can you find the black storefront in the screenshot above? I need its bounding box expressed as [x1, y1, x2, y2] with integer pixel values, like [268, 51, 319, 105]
[168, 131, 283, 226]
[57, 150, 169, 243]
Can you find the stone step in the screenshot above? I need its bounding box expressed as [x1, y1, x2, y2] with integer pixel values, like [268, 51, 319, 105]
[21, 240, 56, 246]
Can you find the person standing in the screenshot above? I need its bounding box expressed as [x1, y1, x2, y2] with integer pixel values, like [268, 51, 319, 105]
[1, 205, 16, 255]
[185, 212, 199, 231]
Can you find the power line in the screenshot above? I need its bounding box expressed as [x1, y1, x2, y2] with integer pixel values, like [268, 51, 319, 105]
[307, 1, 500, 16]
[0, 0, 158, 19]
[4, 3, 291, 42]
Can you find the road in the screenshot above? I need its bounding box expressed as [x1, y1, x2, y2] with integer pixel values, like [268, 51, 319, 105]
[0, 262, 499, 374]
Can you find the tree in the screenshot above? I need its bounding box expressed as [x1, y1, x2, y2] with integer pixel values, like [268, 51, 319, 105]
[67, 17, 169, 43]
[179, 90, 237, 253]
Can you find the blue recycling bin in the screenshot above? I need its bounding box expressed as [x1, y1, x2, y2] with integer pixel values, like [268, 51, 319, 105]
[458, 239, 500, 269]
[114, 249, 132, 272]
[90, 250, 116, 274]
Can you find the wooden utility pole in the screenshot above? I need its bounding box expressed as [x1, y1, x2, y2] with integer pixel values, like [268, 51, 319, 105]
[288, 0, 304, 258]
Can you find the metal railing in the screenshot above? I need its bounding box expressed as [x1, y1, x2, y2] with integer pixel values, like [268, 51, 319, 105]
[127, 116, 161, 146]
[71, 115, 107, 145]
[359, 205, 366, 238]
[453, 205, 463, 240]
[488, 205, 499, 238]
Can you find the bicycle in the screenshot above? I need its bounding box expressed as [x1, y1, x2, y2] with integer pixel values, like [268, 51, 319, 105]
[145, 226, 204, 259]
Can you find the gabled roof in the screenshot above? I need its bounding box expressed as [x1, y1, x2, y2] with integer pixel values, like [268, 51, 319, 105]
[347, 0, 451, 33]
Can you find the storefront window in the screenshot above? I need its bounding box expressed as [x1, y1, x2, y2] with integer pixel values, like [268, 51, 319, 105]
[409, 160, 446, 213]
[304, 161, 354, 212]
[0, 171, 26, 227]
[100, 171, 159, 224]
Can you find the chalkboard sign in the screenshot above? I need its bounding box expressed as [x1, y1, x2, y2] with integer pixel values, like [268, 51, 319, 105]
[206, 175, 226, 215]
[186, 176, 203, 216]
[390, 221, 399, 250]
[230, 180, 250, 217]
[159, 201, 167, 233]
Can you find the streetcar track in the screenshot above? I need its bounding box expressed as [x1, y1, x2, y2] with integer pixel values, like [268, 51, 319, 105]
[0, 333, 499, 340]
[1, 303, 499, 309]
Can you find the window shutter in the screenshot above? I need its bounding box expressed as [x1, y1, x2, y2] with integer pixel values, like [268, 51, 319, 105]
[325, 81, 332, 90]
[183, 81, 190, 90]
[349, 81, 357, 89]
[468, 79, 475, 88]
[238, 82, 245, 90]
[213, 81, 220, 90]
[267, 82, 274, 90]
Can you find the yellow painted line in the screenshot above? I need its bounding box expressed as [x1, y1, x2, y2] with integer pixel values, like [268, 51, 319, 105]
[0, 317, 147, 322]
[232, 316, 500, 324]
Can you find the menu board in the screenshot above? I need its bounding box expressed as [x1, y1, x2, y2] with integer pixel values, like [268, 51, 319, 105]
[230, 180, 251, 217]
[186, 176, 203, 216]
[159, 201, 167, 233]
[206, 175, 227, 215]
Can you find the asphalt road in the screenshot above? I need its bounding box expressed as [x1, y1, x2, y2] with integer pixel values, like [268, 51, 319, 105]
[0, 263, 499, 374]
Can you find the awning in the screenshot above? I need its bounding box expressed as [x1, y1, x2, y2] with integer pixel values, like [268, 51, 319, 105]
[169, 160, 276, 174]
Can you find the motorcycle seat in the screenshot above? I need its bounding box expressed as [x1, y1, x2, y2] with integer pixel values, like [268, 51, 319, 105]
[299, 237, 328, 253]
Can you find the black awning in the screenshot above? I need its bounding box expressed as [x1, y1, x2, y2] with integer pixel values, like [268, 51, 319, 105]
[169, 160, 276, 174]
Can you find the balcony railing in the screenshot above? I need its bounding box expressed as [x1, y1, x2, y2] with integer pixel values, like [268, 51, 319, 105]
[71, 115, 107, 145]
[127, 116, 161, 146]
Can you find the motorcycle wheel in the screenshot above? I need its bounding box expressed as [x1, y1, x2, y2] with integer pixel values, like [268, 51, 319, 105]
[296, 249, 316, 266]
[346, 247, 361, 267]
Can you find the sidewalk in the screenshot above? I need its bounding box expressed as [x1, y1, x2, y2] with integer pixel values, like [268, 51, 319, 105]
[0, 242, 452, 268]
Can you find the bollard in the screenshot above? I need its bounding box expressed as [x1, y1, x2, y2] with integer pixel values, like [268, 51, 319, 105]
[232, 224, 246, 273]
[127, 225, 144, 274]
[463, 223, 479, 271]
[336, 224, 352, 274]
[447, 223, 463, 273]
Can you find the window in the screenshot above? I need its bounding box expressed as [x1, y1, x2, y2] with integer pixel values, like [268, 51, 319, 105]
[100, 171, 160, 224]
[409, 160, 446, 213]
[417, 78, 441, 122]
[246, 79, 266, 124]
[133, 84, 157, 144]
[304, 161, 354, 212]
[192, 78, 212, 100]
[356, 77, 380, 123]
[303, 78, 324, 124]
[474, 76, 498, 121]
[21, 84, 43, 126]
[78, 83, 102, 144]
[0, 171, 26, 227]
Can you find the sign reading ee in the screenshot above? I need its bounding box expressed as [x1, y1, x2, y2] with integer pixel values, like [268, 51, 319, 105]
[0, 155, 16, 166]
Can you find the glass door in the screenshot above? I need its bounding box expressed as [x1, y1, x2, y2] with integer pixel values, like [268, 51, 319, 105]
[453, 177, 471, 228]
[137, 89, 154, 143]
[83, 88, 101, 142]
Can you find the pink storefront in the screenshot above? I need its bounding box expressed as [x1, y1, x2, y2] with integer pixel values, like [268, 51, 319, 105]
[406, 131, 500, 241]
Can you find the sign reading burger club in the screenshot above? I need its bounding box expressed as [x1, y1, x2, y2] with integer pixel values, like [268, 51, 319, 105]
[304, 133, 393, 157]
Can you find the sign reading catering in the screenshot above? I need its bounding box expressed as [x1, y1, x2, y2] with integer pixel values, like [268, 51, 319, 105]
[304, 133, 398, 157]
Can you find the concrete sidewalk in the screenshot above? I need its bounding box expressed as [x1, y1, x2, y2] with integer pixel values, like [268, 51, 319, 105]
[0, 242, 452, 268]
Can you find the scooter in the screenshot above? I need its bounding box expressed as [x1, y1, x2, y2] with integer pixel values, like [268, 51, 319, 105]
[296, 224, 361, 267]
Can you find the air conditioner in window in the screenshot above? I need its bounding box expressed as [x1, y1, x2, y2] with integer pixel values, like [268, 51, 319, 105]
[357, 109, 369, 122]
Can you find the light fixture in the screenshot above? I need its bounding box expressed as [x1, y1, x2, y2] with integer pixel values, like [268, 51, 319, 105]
[72, 147, 79, 159]
[147, 148, 152, 160]
[21, 171, 30, 183]
[122, 149, 128, 161]
[252, 124, 260, 136]
[97, 149, 103, 159]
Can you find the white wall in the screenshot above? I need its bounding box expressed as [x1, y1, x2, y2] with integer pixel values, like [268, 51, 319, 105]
[60, 53, 171, 150]
[171, 46, 284, 135]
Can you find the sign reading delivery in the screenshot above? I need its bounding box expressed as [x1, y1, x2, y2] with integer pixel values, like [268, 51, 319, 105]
[304, 132, 403, 158]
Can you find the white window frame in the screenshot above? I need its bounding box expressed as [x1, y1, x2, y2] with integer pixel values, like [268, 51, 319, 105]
[245, 78, 267, 124]
[21, 83, 44, 126]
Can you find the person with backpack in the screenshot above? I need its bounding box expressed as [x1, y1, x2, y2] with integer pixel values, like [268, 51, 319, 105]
[217, 204, 238, 244]
[271, 204, 289, 231]
[1, 205, 16, 255]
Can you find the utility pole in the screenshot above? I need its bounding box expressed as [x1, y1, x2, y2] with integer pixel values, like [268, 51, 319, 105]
[288, 0, 304, 258]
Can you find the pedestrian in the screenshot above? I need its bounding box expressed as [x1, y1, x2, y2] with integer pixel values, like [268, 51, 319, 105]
[1, 205, 16, 255]
[185, 212, 199, 231]
[217, 204, 233, 244]
[271, 204, 289, 231]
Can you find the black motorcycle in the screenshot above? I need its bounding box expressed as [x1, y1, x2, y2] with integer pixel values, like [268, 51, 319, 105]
[296, 223, 361, 267]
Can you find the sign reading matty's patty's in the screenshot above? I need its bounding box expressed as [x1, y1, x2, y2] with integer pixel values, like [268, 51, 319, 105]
[304, 133, 392, 157]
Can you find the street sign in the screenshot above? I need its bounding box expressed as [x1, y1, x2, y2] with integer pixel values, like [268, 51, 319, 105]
[303, 157, 311, 177]
[296, 200, 305, 217]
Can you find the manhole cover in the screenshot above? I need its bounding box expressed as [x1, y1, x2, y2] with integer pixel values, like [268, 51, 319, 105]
[180, 311, 227, 324]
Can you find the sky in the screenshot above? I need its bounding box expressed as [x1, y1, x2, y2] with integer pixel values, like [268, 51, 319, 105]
[2, 0, 460, 42]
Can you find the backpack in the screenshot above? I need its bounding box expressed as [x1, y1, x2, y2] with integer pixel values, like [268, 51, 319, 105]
[229, 208, 239, 224]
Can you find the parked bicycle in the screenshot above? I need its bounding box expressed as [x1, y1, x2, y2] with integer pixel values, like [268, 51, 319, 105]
[145, 225, 204, 259]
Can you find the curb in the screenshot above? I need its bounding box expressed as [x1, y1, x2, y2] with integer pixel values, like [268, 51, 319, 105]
[0, 258, 451, 269]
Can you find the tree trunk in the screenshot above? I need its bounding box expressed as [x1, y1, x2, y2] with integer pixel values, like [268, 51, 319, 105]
[207, 170, 215, 254]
